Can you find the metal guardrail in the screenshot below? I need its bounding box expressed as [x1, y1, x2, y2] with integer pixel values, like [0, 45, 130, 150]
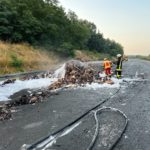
[0, 70, 46, 80]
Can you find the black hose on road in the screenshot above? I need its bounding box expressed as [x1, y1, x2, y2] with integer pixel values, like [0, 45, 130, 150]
[26, 84, 126, 150]
[87, 107, 128, 150]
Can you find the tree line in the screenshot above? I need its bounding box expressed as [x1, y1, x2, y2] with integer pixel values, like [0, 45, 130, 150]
[0, 0, 124, 56]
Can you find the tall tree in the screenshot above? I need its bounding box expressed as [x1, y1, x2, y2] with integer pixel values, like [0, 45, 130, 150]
[87, 32, 105, 52]
[0, 0, 124, 56]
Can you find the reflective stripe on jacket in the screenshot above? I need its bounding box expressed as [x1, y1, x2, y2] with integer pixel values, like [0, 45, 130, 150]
[116, 57, 123, 71]
[103, 61, 112, 69]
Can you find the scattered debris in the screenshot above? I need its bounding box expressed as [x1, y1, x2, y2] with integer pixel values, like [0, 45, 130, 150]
[0, 60, 115, 121]
[0, 88, 58, 121]
[0, 105, 11, 121]
[19, 72, 53, 81]
[49, 79, 65, 90]
[2, 78, 16, 85]
[9, 89, 59, 107]
[0, 86, 59, 121]
[1, 72, 53, 86]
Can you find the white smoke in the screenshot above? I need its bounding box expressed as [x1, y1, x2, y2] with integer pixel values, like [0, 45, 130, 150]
[53, 63, 66, 78]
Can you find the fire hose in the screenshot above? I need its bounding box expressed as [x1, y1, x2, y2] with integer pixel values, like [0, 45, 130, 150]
[24, 82, 128, 150]
[87, 107, 127, 150]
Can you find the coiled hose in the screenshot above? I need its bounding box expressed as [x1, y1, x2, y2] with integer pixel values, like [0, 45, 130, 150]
[87, 107, 128, 150]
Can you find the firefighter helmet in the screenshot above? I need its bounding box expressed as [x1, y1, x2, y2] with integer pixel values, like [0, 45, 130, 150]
[117, 54, 122, 58]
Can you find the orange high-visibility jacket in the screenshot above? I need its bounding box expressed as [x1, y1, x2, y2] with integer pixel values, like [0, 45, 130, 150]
[103, 60, 112, 69]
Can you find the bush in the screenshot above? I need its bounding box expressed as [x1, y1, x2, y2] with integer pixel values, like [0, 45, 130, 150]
[56, 42, 75, 57]
[10, 54, 23, 68]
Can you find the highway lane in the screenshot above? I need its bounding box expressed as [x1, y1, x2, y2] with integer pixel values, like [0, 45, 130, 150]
[0, 59, 150, 150]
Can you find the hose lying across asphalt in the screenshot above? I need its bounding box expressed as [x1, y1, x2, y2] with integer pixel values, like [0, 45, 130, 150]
[87, 107, 128, 150]
[26, 80, 128, 150]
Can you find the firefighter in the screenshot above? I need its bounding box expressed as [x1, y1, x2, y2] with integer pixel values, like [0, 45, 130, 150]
[103, 58, 112, 77]
[115, 54, 123, 79]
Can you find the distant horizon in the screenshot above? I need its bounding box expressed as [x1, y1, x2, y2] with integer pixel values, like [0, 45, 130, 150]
[59, 0, 150, 56]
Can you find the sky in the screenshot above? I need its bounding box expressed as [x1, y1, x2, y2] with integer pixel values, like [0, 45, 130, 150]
[59, 0, 150, 55]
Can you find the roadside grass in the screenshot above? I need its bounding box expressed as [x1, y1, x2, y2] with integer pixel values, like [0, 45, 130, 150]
[0, 41, 59, 75]
[135, 55, 150, 61]
[0, 41, 116, 75]
[74, 50, 111, 61]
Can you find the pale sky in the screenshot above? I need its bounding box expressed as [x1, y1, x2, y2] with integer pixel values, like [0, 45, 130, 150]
[59, 0, 150, 55]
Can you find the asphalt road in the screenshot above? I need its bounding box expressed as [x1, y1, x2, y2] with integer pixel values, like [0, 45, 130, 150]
[0, 59, 150, 150]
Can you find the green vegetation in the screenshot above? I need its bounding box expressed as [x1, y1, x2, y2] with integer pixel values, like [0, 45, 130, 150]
[10, 54, 23, 68]
[135, 55, 150, 61]
[0, 0, 124, 57]
[74, 50, 111, 62]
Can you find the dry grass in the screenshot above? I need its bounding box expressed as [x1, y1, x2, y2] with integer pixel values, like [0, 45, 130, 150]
[75, 50, 99, 61]
[0, 41, 59, 74]
[74, 50, 111, 62]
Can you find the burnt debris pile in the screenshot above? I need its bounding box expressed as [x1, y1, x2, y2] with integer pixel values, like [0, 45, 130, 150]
[65, 61, 94, 84]
[49, 60, 95, 90]
[49, 60, 114, 90]
[9, 89, 58, 107]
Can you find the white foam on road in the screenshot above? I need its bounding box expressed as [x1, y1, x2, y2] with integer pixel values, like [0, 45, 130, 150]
[0, 78, 57, 101]
[79, 78, 123, 90]
[0, 77, 126, 102]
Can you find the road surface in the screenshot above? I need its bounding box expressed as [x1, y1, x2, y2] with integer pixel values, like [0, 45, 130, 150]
[0, 59, 150, 150]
